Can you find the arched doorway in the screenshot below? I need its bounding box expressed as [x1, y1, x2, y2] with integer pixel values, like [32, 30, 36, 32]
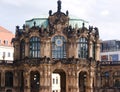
[52, 69, 66, 92]
[20, 70, 24, 92]
[5, 71, 13, 87]
[30, 71, 40, 92]
[6, 89, 12, 92]
[79, 71, 87, 92]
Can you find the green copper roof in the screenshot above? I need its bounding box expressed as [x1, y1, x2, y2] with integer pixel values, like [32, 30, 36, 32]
[25, 15, 89, 28]
[26, 18, 48, 28]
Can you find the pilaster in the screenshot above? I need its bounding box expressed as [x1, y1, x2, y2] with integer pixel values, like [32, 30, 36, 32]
[24, 70, 30, 92]
[25, 38, 29, 57]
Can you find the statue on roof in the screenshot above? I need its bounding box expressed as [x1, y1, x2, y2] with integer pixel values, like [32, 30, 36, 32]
[57, 0, 61, 12]
[49, 10, 52, 16]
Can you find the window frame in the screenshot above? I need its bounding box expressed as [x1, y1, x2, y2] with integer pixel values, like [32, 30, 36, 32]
[78, 37, 88, 59]
[52, 35, 66, 59]
[29, 36, 40, 58]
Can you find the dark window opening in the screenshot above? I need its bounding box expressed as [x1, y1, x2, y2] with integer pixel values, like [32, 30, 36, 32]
[30, 71, 40, 92]
[5, 71, 13, 87]
[20, 39, 25, 59]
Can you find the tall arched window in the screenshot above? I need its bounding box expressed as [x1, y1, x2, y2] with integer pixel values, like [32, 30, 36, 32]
[30, 37, 40, 58]
[20, 39, 25, 59]
[78, 37, 88, 58]
[52, 35, 66, 59]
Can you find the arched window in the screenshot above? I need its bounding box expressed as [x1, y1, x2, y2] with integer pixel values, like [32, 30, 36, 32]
[113, 71, 120, 87]
[101, 71, 109, 87]
[5, 71, 13, 87]
[6, 89, 12, 92]
[30, 37, 40, 58]
[52, 36, 66, 59]
[78, 37, 88, 58]
[20, 39, 25, 59]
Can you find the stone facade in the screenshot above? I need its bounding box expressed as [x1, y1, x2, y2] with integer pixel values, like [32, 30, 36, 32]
[0, 1, 103, 92]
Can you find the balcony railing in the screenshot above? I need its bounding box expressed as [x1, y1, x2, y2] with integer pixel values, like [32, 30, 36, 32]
[99, 61, 120, 66]
[0, 60, 13, 65]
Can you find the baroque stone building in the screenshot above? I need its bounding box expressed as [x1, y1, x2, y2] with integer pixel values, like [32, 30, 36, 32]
[0, 0, 102, 92]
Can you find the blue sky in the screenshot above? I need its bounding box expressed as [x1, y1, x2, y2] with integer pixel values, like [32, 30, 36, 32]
[0, 0, 120, 40]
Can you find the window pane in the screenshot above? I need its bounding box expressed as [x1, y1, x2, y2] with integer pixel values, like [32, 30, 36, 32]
[78, 37, 88, 58]
[52, 36, 66, 59]
[30, 37, 40, 58]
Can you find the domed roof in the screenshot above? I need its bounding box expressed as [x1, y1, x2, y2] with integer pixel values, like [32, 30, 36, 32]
[25, 14, 88, 28]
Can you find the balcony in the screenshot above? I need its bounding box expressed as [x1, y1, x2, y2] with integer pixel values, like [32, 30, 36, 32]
[100, 61, 120, 66]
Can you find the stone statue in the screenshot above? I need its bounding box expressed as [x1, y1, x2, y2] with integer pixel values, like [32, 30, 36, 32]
[94, 27, 99, 38]
[49, 10, 52, 16]
[66, 10, 69, 16]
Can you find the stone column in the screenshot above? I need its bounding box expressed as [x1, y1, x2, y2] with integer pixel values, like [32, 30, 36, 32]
[109, 70, 113, 87]
[95, 66, 101, 92]
[25, 38, 29, 57]
[40, 65, 51, 92]
[75, 42, 78, 58]
[89, 41, 93, 58]
[13, 70, 19, 92]
[89, 68, 95, 92]
[24, 70, 30, 92]
[67, 68, 77, 92]
[44, 41, 51, 58]
[1, 70, 5, 87]
[96, 43, 100, 61]
[41, 41, 45, 57]
[14, 42, 20, 60]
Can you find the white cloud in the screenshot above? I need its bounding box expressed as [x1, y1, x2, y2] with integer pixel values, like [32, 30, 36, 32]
[0, 0, 120, 40]
[0, 0, 26, 6]
[101, 10, 109, 16]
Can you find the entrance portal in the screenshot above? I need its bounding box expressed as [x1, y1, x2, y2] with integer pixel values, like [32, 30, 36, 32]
[30, 71, 40, 92]
[52, 69, 66, 92]
[79, 71, 87, 92]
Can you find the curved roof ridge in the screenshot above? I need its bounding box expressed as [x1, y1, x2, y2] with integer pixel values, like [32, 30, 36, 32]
[0, 26, 12, 33]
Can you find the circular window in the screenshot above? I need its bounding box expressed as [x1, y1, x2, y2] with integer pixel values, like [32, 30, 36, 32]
[55, 39, 63, 46]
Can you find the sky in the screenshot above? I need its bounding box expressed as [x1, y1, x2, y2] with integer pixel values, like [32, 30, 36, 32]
[0, 0, 120, 40]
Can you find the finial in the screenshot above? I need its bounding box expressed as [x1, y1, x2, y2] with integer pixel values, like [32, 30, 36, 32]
[57, 0, 61, 12]
[89, 25, 93, 32]
[49, 10, 52, 16]
[16, 25, 19, 31]
[34, 21, 36, 27]
[66, 10, 69, 16]
[82, 22, 85, 28]
[23, 24, 25, 30]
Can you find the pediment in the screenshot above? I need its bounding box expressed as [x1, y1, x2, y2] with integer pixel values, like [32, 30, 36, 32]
[48, 12, 69, 27]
